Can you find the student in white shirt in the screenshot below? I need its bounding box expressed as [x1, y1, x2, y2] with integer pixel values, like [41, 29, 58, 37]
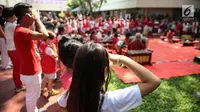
[90, 18, 95, 30]
[57, 42, 161, 112]
[57, 25, 65, 42]
[2, 7, 25, 92]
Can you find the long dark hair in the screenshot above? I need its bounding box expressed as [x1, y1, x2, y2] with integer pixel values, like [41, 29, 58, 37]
[66, 42, 111, 112]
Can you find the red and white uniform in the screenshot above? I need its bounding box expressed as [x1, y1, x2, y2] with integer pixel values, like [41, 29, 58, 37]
[108, 20, 113, 30]
[90, 20, 95, 31]
[14, 25, 41, 75]
[148, 20, 154, 32]
[66, 22, 71, 33]
[103, 23, 109, 34]
[192, 22, 199, 34]
[14, 25, 42, 112]
[40, 43, 57, 75]
[5, 22, 22, 89]
[95, 20, 99, 30]
[83, 19, 90, 31]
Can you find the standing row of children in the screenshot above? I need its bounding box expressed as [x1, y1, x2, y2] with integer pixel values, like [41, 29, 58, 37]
[1, 3, 64, 112]
[1, 6, 60, 96]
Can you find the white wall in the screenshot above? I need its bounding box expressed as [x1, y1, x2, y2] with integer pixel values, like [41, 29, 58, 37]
[101, 0, 200, 11]
[27, 0, 67, 11]
[0, 0, 7, 6]
[30, 3, 67, 11]
[100, 0, 137, 11]
[136, 0, 200, 8]
[8, 0, 26, 7]
[0, 0, 25, 7]
[0, 0, 67, 11]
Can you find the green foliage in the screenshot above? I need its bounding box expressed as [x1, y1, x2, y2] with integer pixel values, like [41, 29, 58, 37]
[109, 71, 200, 112]
[66, 0, 79, 10]
[67, 0, 107, 15]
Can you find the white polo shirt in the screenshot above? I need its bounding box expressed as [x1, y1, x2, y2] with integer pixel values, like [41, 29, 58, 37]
[58, 85, 142, 112]
[4, 22, 17, 51]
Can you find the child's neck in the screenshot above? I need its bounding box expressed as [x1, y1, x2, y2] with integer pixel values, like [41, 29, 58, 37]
[7, 20, 14, 23]
[46, 42, 52, 45]
[66, 67, 72, 73]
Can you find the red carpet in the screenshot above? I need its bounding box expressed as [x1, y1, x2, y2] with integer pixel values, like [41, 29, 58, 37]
[149, 39, 200, 62]
[111, 39, 200, 83]
[111, 61, 200, 83]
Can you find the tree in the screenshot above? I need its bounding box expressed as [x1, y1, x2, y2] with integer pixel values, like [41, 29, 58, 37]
[67, 0, 107, 15]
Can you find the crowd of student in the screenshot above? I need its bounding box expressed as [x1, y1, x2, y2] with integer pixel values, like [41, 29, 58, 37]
[0, 2, 199, 112]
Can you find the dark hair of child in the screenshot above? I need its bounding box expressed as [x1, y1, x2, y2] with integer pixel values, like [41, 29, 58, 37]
[125, 32, 131, 39]
[2, 7, 15, 20]
[107, 31, 111, 36]
[58, 34, 82, 68]
[114, 33, 118, 38]
[57, 25, 65, 35]
[112, 28, 117, 33]
[90, 31, 96, 40]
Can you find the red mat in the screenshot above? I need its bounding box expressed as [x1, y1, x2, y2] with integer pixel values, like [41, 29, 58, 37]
[111, 61, 200, 83]
[149, 39, 200, 62]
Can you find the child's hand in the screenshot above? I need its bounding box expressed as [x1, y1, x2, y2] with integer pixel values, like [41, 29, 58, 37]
[32, 9, 40, 21]
[47, 30, 56, 39]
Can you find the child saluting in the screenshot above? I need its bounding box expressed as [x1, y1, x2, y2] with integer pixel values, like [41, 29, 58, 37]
[40, 31, 59, 96]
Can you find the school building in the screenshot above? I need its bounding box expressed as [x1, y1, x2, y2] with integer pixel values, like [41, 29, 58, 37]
[100, 0, 200, 20]
[1, 0, 200, 20]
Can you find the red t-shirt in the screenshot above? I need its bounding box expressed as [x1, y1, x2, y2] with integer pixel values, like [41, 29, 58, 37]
[14, 25, 41, 75]
[40, 44, 57, 74]
[144, 18, 149, 25]
[60, 72, 72, 90]
[176, 23, 182, 31]
[91, 35, 99, 42]
[128, 41, 145, 50]
[148, 21, 154, 27]
[112, 37, 119, 45]
[167, 31, 174, 40]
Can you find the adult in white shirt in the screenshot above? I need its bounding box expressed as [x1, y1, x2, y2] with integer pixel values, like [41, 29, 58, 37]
[57, 42, 161, 112]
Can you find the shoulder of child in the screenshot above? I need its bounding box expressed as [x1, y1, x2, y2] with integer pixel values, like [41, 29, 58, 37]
[102, 85, 142, 111]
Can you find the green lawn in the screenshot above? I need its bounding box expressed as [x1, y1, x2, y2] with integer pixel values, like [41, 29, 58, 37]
[108, 71, 200, 112]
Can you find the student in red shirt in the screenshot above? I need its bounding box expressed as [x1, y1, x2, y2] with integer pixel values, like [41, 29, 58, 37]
[90, 31, 99, 43]
[13, 3, 50, 112]
[167, 29, 175, 43]
[128, 33, 145, 50]
[130, 19, 135, 31]
[40, 32, 59, 96]
[112, 33, 119, 45]
[176, 21, 182, 36]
